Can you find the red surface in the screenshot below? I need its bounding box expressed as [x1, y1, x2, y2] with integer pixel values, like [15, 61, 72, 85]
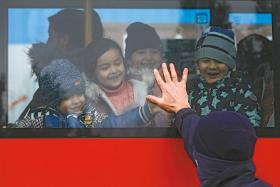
[0, 138, 278, 187]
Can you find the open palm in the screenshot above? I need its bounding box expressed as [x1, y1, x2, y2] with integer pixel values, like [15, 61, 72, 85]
[146, 63, 190, 113]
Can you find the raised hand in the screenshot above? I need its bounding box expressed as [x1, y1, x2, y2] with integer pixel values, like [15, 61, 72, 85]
[146, 63, 190, 113]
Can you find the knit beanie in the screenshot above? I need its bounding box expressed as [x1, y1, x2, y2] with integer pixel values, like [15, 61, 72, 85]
[194, 26, 236, 69]
[125, 22, 161, 59]
[39, 59, 85, 105]
[193, 111, 256, 161]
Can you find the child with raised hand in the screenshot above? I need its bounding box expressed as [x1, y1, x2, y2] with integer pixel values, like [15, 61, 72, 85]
[147, 63, 271, 187]
[188, 26, 261, 127]
[15, 60, 152, 128]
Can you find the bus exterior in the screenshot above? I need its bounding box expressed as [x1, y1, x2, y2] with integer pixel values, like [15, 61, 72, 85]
[0, 0, 279, 186]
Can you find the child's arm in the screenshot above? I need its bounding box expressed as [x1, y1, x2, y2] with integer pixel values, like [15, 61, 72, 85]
[14, 115, 44, 128]
[99, 103, 152, 128]
[14, 107, 55, 128]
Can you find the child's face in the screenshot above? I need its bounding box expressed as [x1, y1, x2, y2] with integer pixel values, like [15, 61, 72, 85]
[128, 48, 161, 69]
[197, 58, 229, 84]
[95, 48, 125, 90]
[58, 94, 86, 114]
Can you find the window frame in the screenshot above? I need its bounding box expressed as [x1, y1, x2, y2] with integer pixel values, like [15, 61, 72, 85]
[0, 0, 279, 138]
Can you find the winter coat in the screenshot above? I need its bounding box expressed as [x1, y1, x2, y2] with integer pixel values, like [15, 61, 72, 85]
[174, 108, 271, 187]
[18, 43, 83, 120]
[15, 103, 152, 128]
[16, 43, 153, 128]
[253, 78, 274, 127]
[188, 72, 261, 127]
[84, 75, 174, 127]
[84, 76, 148, 115]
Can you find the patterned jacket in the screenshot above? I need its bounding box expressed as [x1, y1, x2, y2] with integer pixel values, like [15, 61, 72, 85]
[188, 72, 261, 127]
[14, 103, 152, 128]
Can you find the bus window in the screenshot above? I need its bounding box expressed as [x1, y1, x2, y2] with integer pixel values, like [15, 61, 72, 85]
[8, 9, 62, 123]
[230, 13, 273, 127]
[0, 0, 279, 137]
[7, 7, 210, 128]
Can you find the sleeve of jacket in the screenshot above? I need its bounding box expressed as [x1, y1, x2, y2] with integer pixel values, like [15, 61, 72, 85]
[55, 103, 153, 128]
[101, 103, 153, 128]
[174, 108, 201, 162]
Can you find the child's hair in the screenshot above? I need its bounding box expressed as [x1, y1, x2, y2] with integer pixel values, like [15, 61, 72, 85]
[82, 38, 123, 80]
[194, 26, 236, 69]
[39, 59, 85, 106]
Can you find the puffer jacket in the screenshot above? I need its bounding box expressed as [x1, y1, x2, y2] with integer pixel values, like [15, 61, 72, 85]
[188, 72, 261, 127]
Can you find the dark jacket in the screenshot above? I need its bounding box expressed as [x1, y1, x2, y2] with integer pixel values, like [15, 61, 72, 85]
[174, 108, 271, 187]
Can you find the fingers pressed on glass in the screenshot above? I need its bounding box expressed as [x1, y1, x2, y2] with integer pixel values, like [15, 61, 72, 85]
[154, 68, 165, 87]
[162, 63, 171, 83]
[146, 95, 156, 104]
[181, 68, 188, 83]
[169, 63, 178, 82]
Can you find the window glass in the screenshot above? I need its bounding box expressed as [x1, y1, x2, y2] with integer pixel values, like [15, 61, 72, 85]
[1, 0, 278, 137]
[7, 8, 210, 128]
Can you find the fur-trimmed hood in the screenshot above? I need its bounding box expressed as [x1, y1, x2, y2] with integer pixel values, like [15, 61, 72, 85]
[28, 43, 65, 77]
[28, 42, 83, 77]
[83, 73, 148, 115]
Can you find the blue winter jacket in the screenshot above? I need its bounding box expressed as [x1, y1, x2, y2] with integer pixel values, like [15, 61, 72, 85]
[16, 103, 152, 128]
[44, 103, 152, 128]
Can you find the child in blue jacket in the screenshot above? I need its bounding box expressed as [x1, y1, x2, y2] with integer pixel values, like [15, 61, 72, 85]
[147, 63, 271, 187]
[15, 60, 152, 128]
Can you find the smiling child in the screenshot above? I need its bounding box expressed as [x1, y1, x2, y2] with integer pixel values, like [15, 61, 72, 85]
[188, 26, 261, 127]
